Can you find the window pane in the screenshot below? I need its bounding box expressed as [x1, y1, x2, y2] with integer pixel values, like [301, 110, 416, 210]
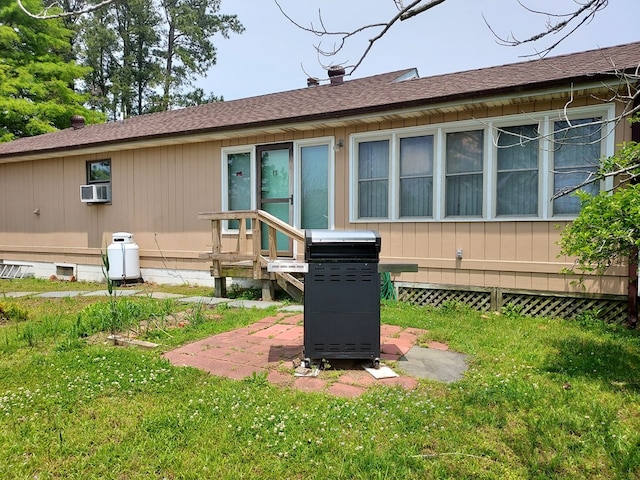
[553, 118, 601, 215]
[358, 140, 388, 179]
[227, 152, 251, 229]
[262, 202, 290, 250]
[446, 131, 483, 174]
[359, 180, 388, 218]
[446, 174, 483, 216]
[260, 149, 289, 199]
[400, 136, 433, 176]
[446, 131, 483, 217]
[301, 145, 329, 229]
[88, 160, 111, 183]
[400, 135, 433, 217]
[358, 140, 389, 218]
[400, 177, 433, 217]
[496, 125, 538, 216]
[497, 170, 538, 215]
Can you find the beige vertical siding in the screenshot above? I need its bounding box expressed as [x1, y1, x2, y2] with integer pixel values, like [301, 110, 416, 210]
[0, 93, 631, 295]
[0, 142, 219, 270]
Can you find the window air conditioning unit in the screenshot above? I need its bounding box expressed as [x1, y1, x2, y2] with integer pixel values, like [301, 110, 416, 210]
[80, 184, 111, 203]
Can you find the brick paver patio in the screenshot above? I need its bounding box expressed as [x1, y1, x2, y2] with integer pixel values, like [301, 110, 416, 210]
[163, 312, 441, 397]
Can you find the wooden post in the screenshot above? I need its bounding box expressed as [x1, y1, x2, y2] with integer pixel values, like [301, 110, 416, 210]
[211, 219, 225, 297]
[252, 219, 262, 280]
[264, 225, 278, 299]
[237, 215, 247, 254]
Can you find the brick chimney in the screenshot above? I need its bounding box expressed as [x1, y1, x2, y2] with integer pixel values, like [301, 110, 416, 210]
[328, 66, 345, 85]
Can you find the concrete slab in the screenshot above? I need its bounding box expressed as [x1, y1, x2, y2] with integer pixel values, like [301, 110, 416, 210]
[397, 345, 468, 383]
[279, 305, 304, 312]
[83, 290, 141, 297]
[226, 299, 281, 309]
[1, 292, 35, 298]
[37, 291, 86, 298]
[178, 296, 229, 305]
[136, 292, 185, 299]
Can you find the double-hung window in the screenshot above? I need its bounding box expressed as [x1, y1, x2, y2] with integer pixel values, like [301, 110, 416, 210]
[357, 140, 389, 219]
[445, 130, 483, 217]
[399, 135, 434, 218]
[552, 117, 602, 215]
[496, 125, 539, 216]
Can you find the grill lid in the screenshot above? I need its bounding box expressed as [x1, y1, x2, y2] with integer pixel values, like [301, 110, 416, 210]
[306, 229, 378, 244]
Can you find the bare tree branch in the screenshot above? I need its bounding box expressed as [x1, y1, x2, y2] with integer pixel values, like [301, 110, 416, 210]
[400, 0, 447, 20]
[275, 0, 615, 79]
[16, 0, 116, 19]
[484, 0, 609, 58]
[275, 0, 447, 76]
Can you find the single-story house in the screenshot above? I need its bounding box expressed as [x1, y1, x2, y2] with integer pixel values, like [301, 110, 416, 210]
[1, 41, 639, 319]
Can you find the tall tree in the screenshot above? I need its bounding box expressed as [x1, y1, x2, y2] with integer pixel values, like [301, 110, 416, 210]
[76, 4, 118, 116]
[0, 0, 104, 141]
[155, 0, 243, 111]
[112, 0, 161, 117]
[76, 0, 242, 118]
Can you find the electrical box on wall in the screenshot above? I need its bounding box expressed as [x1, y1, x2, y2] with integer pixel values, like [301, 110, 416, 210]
[80, 184, 111, 203]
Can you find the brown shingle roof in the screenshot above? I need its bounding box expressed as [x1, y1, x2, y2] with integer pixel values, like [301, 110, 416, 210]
[1, 41, 639, 158]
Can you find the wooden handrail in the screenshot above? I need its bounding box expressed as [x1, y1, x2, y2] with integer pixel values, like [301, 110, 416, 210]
[197, 210, 305, 283]
[198, 209, 304, 244]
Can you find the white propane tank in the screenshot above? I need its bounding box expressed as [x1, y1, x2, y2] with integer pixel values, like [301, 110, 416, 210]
[107, 232, 141, 282]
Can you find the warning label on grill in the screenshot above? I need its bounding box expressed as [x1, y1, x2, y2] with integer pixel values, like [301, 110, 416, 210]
[267, 261, 309, 273]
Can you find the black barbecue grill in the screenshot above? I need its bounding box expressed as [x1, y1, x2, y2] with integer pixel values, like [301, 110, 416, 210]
[303, 229, 381, 368]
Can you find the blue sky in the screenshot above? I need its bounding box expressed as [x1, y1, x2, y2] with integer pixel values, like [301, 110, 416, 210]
[198, 0, 640, 100]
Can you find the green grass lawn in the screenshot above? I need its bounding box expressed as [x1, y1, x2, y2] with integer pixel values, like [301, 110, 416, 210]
[1, 279, 639, 479]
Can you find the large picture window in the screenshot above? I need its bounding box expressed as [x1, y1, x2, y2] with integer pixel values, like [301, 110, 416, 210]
[350, 106, 610, 222]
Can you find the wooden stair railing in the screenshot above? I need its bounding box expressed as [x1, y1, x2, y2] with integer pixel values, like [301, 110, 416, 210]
[198, 210, 305, 300]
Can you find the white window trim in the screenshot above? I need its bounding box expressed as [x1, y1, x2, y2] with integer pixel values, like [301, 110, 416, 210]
[546, 106, 616, 219]
[349, 133, 394, 221]
[488, 120, 544, 219]
[222, 138, 336, 234]
[349, 104, 615, 223]
[440, 126, 487, 220]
